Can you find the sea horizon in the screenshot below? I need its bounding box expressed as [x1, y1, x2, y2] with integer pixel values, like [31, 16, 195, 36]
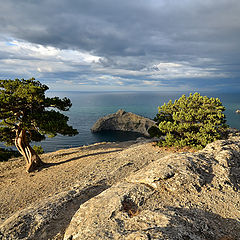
[1, 91, 240, 153]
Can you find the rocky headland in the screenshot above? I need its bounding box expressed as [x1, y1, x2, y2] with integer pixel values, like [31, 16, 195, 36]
[0, 132, 240, 239]
[91, 109, 156, 137]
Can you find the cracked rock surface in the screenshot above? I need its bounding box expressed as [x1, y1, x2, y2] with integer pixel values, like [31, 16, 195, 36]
[64, 135, 240, 240]
[1, 134, 240, 240]
[0, 140, 166, 240]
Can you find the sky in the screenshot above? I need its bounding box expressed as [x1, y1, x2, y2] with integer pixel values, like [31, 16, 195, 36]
[0, 0, 240, 91]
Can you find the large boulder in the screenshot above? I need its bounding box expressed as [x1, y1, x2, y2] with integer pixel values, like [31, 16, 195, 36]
[91, 109, 156, 137]
[64, 136, 240, 240]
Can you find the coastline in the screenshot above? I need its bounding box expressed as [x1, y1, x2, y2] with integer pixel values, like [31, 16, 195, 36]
[2, 91, 240, 153]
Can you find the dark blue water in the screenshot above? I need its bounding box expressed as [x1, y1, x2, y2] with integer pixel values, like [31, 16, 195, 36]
[1, 91, 240, 152]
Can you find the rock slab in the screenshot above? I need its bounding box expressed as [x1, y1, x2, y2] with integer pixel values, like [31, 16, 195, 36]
[64, 136, 240, 240]
[91, 109, 156, 137]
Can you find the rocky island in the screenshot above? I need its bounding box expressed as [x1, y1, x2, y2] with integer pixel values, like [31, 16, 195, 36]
[91, 109, 156, 137]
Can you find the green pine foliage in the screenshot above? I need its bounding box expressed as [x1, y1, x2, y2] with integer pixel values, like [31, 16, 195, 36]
[153, 93, 228, 149]
[0, 78, 78, 145]
[0, 78, 78, 169]
[33, 145, 44, 155]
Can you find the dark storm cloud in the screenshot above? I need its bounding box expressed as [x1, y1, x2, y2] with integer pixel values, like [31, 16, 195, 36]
[1, 0, 239, 56]
[0, 0, 240, 90]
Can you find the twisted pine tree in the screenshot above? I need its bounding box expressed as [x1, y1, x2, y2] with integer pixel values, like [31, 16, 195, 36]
[0, 78, 78, 172]
[154, 92, 228, 149]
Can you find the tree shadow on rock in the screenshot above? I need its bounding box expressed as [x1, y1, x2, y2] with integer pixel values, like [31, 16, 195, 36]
[147, 207, 240, 240]
[34, 179, 110, 240]
[36, 149, 122, 172]
[187, 154, 215, 192]
[226, 149, 240, 191]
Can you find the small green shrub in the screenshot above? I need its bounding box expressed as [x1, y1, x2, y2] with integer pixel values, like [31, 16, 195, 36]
[153, 92, 228, 149]
[33, 145, 44, 154]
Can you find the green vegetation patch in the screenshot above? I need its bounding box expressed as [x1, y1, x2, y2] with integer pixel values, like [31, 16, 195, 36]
[152, 92, 228, 149]
[0, 78, 78, 171]
[33, 145, 44, 155]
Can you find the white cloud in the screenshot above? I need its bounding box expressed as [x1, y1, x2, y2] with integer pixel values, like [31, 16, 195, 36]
[6, 39, 101, 64]
[0, 35, 232, 91]
[143, 61, 227, 79]
[0, 37, 101, 78]
[10, 39, 59, 57]
[56, 80, 74, 84]
[94, 60, 227, 82]
[37, 66, 53, 73]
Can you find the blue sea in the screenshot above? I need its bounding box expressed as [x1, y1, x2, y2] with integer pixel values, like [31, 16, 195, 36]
[1, 91, 240, 152]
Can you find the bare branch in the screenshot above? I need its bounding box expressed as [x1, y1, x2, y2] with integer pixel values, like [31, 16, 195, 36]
[3, 119, 18, 128]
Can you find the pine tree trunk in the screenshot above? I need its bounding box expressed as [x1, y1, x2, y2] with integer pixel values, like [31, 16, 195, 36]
[15, 128, 45, 172]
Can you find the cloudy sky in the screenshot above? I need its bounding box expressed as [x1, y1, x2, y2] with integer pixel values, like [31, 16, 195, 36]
[0, 0, 239, 91]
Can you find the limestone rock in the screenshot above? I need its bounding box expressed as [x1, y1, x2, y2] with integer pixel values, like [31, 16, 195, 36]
[0, 181, 109, 240]
[64, 182, 158, 240]
[64, 137, 240, 240]
[91, 109, 156, 137]
[0, 141, 164, 240]
[1, 135, 240, 239]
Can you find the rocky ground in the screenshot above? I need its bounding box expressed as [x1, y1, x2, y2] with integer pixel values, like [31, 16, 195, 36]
[0, 134, 240, 240]
[0, 139, 172, 239]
